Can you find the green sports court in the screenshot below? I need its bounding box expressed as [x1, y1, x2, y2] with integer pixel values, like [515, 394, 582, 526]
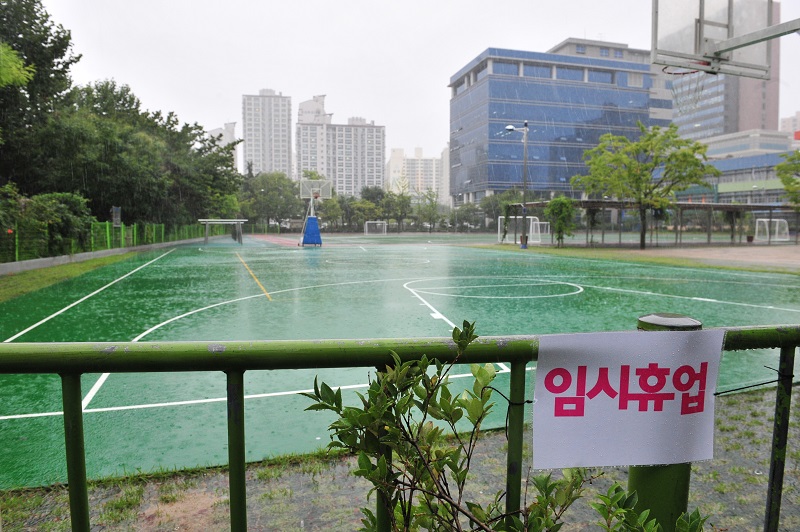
[1, 234, 798, 489]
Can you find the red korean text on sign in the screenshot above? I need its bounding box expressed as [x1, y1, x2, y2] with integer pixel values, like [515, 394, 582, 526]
[543, 361, 708, 417]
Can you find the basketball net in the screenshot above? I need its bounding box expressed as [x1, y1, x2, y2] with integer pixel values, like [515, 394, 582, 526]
[665, 62, 711, 117]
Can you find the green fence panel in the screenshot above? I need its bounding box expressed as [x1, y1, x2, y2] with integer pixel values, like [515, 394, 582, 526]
[0, 325, 798, 531]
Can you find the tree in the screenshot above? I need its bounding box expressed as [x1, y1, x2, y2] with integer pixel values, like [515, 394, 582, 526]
[481, 190, 522, 226]
[0, 0, 80, 184]
[360, 185, 385, 205]
[382, 191, 412, 231]
[302, 170, 326, 180]
[0, 182, 21, 230]
[416, 189, 440, 232]
[351, 199, 381, 230]
[25, 192, 95, 255]
[452, 202, 483, 230]
[585, 207, 601, 245]
[381, 191, 413, 231]
[317, 196, 343, 230]
[337, 195, 356, 229]
[544, 195, 576, 247]
[396, 192, 413, 230]
[573, 122, 719, 249]
[0, 42, 34, 89]
[0, 42, 35, 143]
[775, 150, 800, 207]
[240, 172, 303, 225]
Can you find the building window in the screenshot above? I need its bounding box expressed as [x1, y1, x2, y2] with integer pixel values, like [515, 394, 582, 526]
[575, 44, 586, 54]
[614, 49, 624, 59]
[493, 61, 519, 75]
[524, 64, 552, 78]
[475, 62, 488, 81]
[627, 72, 644, 88]
[588, 70, 613, 84]
[556, 66, 584, 81]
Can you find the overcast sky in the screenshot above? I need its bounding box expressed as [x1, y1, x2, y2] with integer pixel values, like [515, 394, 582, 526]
[41, 0, 800, 159]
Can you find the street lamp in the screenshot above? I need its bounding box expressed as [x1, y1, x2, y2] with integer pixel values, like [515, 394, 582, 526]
[506, 121, 529, 249]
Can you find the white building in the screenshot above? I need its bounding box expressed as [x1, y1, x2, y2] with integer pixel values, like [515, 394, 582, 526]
[701, 129, 794, 159]
[296, 95, 385, 197]
[242, 89, 292, 177]
[385, 148, 444, 200]
[780, 110, 800, 139]
[207, 122, 238, 170]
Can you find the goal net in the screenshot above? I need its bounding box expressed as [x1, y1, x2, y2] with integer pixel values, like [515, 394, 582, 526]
[498, 216, 547, 244]
[754, 219, 790, 242]
[364, 220, 388, 236]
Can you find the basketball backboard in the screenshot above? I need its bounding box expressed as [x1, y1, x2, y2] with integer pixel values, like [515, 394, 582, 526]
[652, 0, 800, 79]
[299, 179, 333, 200]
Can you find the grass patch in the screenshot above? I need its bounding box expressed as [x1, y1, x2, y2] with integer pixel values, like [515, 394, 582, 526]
[0, 252, 141, 303]
[259, 487, 293, 501]
[98, 482, 145, 524]
[157, 477, 197, 504]
[475, 244, 800, 276]
[713, 481, 737, 494]
[0, 491, 45, 524]
[255, 464, 286, 481]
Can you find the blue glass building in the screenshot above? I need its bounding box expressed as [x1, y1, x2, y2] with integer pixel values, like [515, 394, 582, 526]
[448, 41, 672, 204]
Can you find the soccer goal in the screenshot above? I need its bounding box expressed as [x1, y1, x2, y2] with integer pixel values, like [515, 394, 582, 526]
[754, 218, 790, 242]
[498, 216, 547, 245]
[364, 220, 388, 236]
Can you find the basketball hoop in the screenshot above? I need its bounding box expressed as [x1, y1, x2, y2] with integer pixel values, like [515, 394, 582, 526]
[666, 63, 712, 115]
[661, 60, 712, 76]
[313, 192, 320, 200]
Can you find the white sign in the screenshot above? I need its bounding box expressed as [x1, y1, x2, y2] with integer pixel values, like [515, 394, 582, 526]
[533, 330, 724, 469]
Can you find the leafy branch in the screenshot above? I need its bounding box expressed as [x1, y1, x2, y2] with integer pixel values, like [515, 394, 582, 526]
[302, 321, 711, 531]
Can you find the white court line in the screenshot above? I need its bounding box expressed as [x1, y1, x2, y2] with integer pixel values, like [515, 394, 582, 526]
[404, 280, 458, 330]
[582, 283, 800, 313]
[403, 279, 513, 376]
[81, 276, 429, 410]
[0, 369, 486, 420]
[3, 249, 176, 344]
[80, 251, 178, 409]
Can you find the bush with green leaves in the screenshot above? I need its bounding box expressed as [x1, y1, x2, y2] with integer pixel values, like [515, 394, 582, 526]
[303, 321, 709, 531]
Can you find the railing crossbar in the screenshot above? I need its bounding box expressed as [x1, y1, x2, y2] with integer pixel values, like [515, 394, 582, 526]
[0, 325, 796, 530]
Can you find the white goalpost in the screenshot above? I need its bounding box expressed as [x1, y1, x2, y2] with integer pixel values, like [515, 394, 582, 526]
[364, 220, 388, 236]
[498, 216, 548, 244]
[754, 218, 790, 242]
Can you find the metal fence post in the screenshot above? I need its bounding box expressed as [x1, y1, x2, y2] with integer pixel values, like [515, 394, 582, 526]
[60, 373, 90, 531]
[505, 359, 526, 523]
[764, 345, 796, 532]
[628, 313, 701, 532]
[374, 365, 392, 532]
[226, 370, 247, 531]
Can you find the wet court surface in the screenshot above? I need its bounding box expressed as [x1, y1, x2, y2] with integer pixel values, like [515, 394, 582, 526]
[1, 234, 799, 487]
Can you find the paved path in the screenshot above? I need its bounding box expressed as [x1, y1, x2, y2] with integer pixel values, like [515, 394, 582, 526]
[631, 243, 800, 271]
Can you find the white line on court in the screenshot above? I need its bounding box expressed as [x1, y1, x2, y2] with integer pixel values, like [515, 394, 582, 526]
[407, 277, 584, 299]
[3, 249, 176, 344]
[581, 283, 800, 313]
[79, 276, 433, 411]
[0, 368, 488, 420]
[404, 281, 457, 330]
[403, 280, 514, 376]
[11, 260, 792, 420]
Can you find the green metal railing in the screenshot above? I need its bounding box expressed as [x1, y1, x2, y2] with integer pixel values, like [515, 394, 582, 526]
[0, 223, 231, 263]
[0, 321, 798, 531]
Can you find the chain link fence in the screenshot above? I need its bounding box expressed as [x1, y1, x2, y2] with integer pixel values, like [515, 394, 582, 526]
[0, 222, 229, 264]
